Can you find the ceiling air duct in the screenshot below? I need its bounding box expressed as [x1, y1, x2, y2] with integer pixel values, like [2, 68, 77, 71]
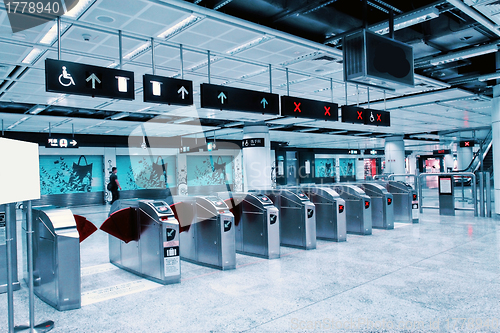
[343, 29, 414, 90]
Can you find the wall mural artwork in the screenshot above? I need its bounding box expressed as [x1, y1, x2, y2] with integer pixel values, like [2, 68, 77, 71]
[116, 155, 177, 190]
[40, 155, 104, 195]
[315, 158, 335, 178]
[187, 155, 234, 187]
[339, 158, 356, 177]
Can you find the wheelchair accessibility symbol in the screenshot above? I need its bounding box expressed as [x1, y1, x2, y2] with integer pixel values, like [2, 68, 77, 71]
[59, 66, 75, 87]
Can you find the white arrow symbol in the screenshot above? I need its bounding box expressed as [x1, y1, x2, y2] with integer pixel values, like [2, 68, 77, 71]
[86, 73, 101, 89]
[178, 86, 189, 99]
[70, 140, 77, 146]
[261, 98, 268, 109]
[218, 92, 227, 104]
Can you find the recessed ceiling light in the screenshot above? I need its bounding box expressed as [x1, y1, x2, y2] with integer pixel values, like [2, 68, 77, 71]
[97, 15, 115, 23]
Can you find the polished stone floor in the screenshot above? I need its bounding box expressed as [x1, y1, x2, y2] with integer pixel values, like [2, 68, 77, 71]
[1, 202, 500, 332]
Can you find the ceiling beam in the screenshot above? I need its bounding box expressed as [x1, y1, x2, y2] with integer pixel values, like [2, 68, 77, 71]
[271, 0, 339, 23]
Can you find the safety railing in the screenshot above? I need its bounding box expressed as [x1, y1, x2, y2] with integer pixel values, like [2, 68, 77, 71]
[417, 172, 477, 216]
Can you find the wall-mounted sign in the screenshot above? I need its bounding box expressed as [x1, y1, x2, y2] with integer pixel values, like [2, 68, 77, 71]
[364, 149, 384, 155]
[46, 137, 79, 148]
[459, 140, 475, 148]
[433, 149, 451, 155]
[143, 74, 193, 106]
[45, 59, 134, 100]
[281, 96, 338, 121]
[242, 138, 265, 148]
[341, 105, 390, 126]
[348, 149, 360, 155]
[200, 83, 279, 114]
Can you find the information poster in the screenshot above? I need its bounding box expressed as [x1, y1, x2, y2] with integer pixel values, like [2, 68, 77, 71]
[439, 177, 452, 194]
[315, 158, 335, 178]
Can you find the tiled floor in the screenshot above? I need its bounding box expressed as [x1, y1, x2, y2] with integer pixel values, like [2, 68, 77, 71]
[1, 203, 500, 332]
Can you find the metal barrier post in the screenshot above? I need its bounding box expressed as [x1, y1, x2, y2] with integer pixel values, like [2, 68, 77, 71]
[419, 176, 423, 214]
[472, 174, 477, 217]
[479, 172, 485, 217]
[461, 176, 465, 202]
[486, 171, 491, 217]
[5, 203, 15, 333]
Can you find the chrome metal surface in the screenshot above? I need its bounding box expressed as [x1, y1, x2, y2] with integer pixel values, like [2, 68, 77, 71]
[330, 185, 372, 235]
[360, 183, 394, 229]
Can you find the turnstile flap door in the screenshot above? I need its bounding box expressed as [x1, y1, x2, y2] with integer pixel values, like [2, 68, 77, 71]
[73, 214, 97, 243]
[170, 201, 195, 232]
[100, 207, 139, 243]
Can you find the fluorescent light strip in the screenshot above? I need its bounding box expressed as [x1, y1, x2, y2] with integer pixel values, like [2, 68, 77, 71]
[186, 56, 220, 71]
[124, 41, 151, 60]
[22, 48, 44, 64]
[64, 0, 94, 18]
[39, 22, 70, 45]
[280, 51, 323, 67]
[371, 7, 439, 35]
[226, 35, 273, 55]
[157, 15, 204, 39]
[6, 116, 30, 130]
[430, 44, 498, 66]
[110, 113, 130, 120]
[27, 105, 46, 115]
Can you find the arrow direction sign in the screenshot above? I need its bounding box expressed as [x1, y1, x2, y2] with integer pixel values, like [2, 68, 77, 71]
[70, 140, 78, 147]
[143, 74, 193, 105]
[200, 84, 279, 114]
[86, 73, 101, 89]
[46, 136, 79, 149]
[261, 98, 268, 109]
[178, 86, 189, 99]
[45, 59, 134, 100]
[281, 95, 338, 121]
[218, 92, 227, 104]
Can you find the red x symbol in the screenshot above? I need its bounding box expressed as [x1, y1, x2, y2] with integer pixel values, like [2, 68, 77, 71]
[357, 111, 363, 120]
[294, 102, 301, 112]
[376, 114, 381, 122]
[324, 106, 331, 116]
[465, 141, 469, 147]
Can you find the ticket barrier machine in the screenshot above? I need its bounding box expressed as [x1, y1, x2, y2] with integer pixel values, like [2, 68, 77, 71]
[330, 185, 372, 235]
[384, 181, 419, 223]
[360, 183, 394, 230]
[27, 206, 81, 311]
[217, 192, 280, 259]
[255, 189, 316, 250]
[301, 186, 346, 242]
[172, 196, 236, 270]
[107, 199, 181, 285]
[0, 204, 20, 294]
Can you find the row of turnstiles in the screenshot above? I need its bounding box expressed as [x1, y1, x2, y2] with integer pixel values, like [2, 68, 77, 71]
[0, 181, 418, 311]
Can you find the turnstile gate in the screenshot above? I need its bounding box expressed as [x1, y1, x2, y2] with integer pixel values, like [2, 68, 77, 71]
[106, 199, 181, 285]
[28, 206, 81, 311]
[301, 186, 346, 242]
[256, 189, 316, 250]
[172, 196, 236, 270]
[0, 204, 20, 294]
[360, 183, 394, 229]
[331, 185, 372, 235]
[218, 192, 280, 259]
[384, 181, 419, 223]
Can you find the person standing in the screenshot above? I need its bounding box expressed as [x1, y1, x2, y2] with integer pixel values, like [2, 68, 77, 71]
[109, 167, 122, 205]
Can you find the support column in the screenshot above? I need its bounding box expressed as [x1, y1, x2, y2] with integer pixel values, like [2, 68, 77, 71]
[457, 146, 473, 171]
[242, 124, 271, 191]
[492, 85, 500, 215]
[384, 135, 405, 174]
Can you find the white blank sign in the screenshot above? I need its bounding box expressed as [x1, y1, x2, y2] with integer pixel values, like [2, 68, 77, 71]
[0, 138, 40, 205]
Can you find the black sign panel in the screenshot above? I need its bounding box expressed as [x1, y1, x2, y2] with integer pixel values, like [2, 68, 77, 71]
[45, 59, 134, 100]
[281, 96, 338, 121]
[143, 74, 193, 106]
[341, 105, 390, 126]
[200, 83, 279, 114]
[46, 136, 79, 148]
[460, 140, 475, 148]
[433, 149, 451, 155]
[242, 138, 265, 148]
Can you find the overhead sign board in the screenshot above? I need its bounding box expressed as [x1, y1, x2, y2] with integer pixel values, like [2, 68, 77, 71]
[143, 74, 193, 106]
[45, 59, 134, 100]
[242, 138, 265, 148]
[341, 105, 390, 127]
[459, 140, 475, 148]
[281, 96, 338, 121]
[433, 149, 451, 155]
[46, 136, 79, 148]
[200, 83, 279, 114]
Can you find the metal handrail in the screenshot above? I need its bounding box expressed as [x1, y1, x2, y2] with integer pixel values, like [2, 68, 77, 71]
[388, 174, 418, 190]
[417, 172, 477, 216]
